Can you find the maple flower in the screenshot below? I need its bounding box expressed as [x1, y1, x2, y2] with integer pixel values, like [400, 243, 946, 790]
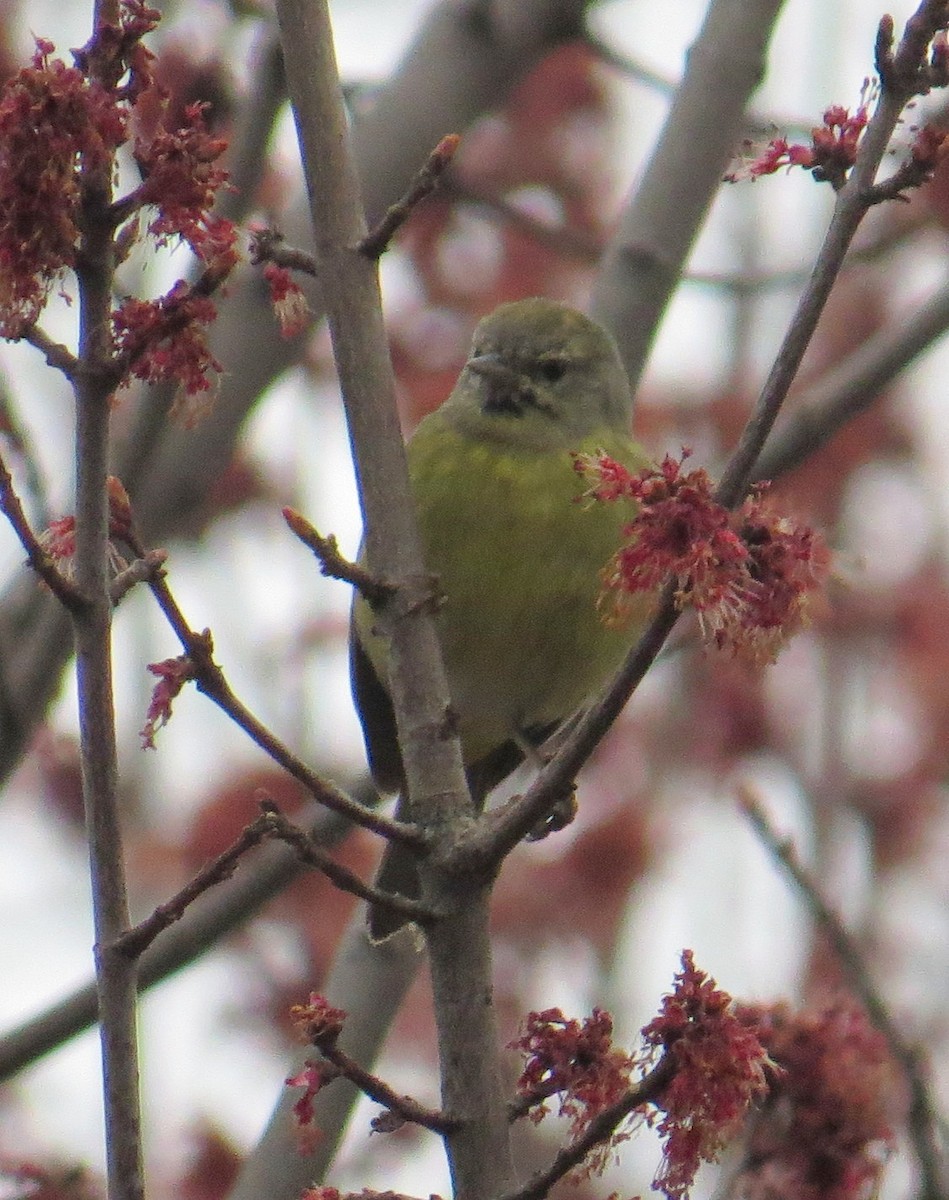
[37, 516, 77, 565]
[574, 451, 828, 664]
[510, 1007, 635, 1172]
[263, 263, 310, 337]
[909, 124, 949, 175]
[731, 1001, 903, 1200]
[134, 101, 236, 267]
[36, 480, 136, 582]
[286, 1062, 330, 1130]
[711, 491, 830, 662]
[141, 654, 195, 748]
[290, 993, 348, 1048]
[0, 40, 128, 336]
[0, 4, 163, 339]
[113, 281, 223, 414]
[285, 995, 348, 1148]
[725, 102, 870, 190]
[640, 951, 772, 1200]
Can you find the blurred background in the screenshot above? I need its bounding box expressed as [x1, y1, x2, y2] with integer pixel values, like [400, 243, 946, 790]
[0, 1, 947, 1197]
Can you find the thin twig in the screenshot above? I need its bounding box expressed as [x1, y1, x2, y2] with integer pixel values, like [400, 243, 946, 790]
[756, 282, 949, 483]
[283, 507, 392, 604]
[716, 4, 949, 509]
[73, 9, 145, 1197]
[740, 788, 948, 1200]
[356, 133, 460, 259]
[248, 226, 318, 275]
[0, 450, 86, 611]
[316, 1039, 457, 1134]
[257, 805, 434, 925]
[114, 809, 280, 958]
[109, 550, 166, 604]
[121, 523, 424, 847]
[507, 1076, 566, 1123]
[22, 324, 79, 379]
[114, 801, 432, 960]
[0, 790, 369, 1081]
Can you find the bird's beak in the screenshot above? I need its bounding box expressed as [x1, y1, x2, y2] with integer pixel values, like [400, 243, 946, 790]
[466, 353, 521, 389]
[466, 353, 528, 416]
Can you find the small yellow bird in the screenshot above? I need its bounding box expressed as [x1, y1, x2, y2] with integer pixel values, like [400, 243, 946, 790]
[350, 298, 648, 937]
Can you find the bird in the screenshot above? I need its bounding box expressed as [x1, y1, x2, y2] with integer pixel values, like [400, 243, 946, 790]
[350, 297, 649, 938]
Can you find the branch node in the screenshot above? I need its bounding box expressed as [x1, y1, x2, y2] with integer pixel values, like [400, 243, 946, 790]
[283, 507, 392, 604]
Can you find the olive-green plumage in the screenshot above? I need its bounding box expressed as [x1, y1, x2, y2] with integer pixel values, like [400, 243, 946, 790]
[351, 298, 648, 937]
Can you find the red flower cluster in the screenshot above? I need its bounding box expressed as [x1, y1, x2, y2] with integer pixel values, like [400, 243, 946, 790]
[263, 263, 310, 338]
[909, 123, 949, 174]
[0, 41, 127, 336]
[574, 451, 828, 663]
[725, 103, 870, 190]
[134, 102, 236, 270]
[38, 474, 137, 581]
[285, 1061, 331, 1136]
[285, 995, 349, 1147]
[641, 951, 772, 1200]
[140, 654, 195, 749]
[510, 1007, 635, 1170]
[732, 1001, 903, 1200]
[0, 3, 239, 407]
[37, 515, 77, 565]
[113, 282, 222, 420]
[290, 993, 348, 1048]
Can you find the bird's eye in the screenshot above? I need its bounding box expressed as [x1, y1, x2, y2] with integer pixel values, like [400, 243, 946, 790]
[537, 357, 568, 384]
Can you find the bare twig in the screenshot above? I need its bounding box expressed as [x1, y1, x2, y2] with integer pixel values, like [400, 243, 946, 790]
[114, 808, 281, 959]
[314, 1039, 457, 1134]
[256, 805, 433, 925]
[248, 226, 318, 275]
[756, 282, 949, 483]
[0, 788, 374, 1080]
[109, 550, 166, 604]
[283, 507, 393, 604]
[740, 788, 948, 1200]
[114, 801, 432, 961]
[356, 133, 460, 259]
[21, 324, 80, 379]
[73, 11, 145, 1198]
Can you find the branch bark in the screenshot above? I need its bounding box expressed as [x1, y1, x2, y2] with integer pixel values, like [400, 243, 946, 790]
[273, 5, 515, 1200]
[73, 11, 143, 1198]
[591, 0, 788, 393]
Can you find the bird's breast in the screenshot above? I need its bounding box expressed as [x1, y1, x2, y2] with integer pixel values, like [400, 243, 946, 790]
[406, 420, 646, 761]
